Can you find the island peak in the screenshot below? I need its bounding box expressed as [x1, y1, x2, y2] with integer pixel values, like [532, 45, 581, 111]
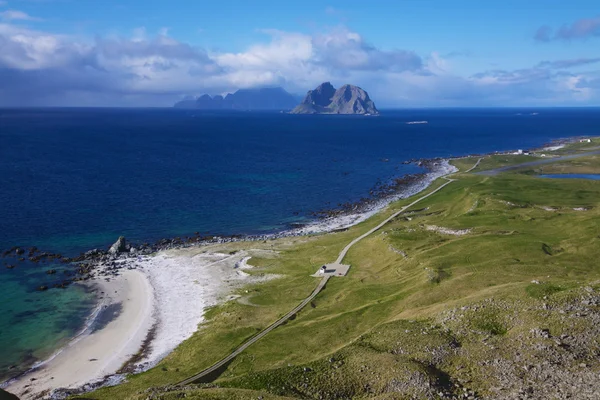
[291, 82, 379, 115]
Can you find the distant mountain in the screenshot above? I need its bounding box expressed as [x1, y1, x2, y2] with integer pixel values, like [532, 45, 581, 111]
[291, 82, 379, 115]
[174, 87, 299, 111]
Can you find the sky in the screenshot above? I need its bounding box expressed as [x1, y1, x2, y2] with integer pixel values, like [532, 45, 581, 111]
[0, 0, 599, 107]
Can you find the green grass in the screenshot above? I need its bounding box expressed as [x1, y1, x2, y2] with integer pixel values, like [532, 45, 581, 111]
[457, 154, 537, 173]
[525, 282, 566, 299]
[86, 152, 600, 399]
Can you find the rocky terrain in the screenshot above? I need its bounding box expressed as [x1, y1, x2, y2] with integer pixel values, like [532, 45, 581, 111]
[174, 87, 298, 110]
[291, 82, 379, 115]
[135, 285, 600, 400]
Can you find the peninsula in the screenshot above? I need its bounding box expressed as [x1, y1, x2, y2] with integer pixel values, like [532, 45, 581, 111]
[291, 82, 379, 115]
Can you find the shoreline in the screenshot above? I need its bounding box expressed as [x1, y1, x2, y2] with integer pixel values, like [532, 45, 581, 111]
[1, 135, 590, 398]
[4, 250, 281, 399]
[4, 269, 154, 399]
[1, 161, 456, 399]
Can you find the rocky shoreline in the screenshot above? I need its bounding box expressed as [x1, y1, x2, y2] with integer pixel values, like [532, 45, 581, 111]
[1, 137, 581, 292]
[0, 157, 455, 291]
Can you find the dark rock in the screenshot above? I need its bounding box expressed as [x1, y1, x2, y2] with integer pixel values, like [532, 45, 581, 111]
[108, 236, 130, 255]
[37, 286, 48, 291]
[84, 249, 104, 258]
[292, 82, 379, 115]
[46, 269, 57, 275]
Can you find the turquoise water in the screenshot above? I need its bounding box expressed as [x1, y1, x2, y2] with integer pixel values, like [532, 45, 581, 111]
[0, 262, 96, 381]
[540, 174, 600, 180]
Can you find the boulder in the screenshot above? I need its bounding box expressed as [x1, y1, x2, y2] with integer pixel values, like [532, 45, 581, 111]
[108, 236, 130, 255]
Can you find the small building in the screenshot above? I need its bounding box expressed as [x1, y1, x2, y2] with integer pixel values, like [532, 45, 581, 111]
[312, 263, 351, 278]
[581, 139, 592, 143]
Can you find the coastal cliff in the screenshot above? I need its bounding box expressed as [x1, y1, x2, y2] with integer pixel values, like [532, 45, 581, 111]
[291, 82, 379, 115]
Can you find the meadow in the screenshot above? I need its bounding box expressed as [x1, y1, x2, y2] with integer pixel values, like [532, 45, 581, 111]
[87, 141, 600, 399]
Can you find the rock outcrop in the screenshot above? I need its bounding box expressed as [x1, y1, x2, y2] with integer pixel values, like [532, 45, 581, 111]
[108, 236, 130, 255]
[174, 87, 299, 111]
[291, 82, 379, 115]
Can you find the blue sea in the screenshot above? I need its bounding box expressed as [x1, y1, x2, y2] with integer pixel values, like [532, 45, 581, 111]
[1, 107, 600, 382]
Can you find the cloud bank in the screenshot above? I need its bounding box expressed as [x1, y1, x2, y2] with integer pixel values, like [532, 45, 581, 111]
[0, 15, 599, 107]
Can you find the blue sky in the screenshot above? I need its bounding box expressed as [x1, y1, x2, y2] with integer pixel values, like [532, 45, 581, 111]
[0, 0, 599, 106]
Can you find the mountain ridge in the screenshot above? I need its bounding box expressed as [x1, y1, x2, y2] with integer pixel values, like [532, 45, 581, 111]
[291, 82, 379, 115]
[174, 87, 299, 110]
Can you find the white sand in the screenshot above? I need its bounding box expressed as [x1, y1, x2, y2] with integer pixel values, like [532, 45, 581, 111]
[132, 250, 279, 370]
[4, 249, 279, 399]
[5, 269, 154, 399]
[3, 160, 456, 399]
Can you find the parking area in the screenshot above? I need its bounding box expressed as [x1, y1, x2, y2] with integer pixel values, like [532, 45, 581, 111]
[311, 263, 351, 277]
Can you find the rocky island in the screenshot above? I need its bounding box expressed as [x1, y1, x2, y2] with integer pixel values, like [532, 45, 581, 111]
[291, 82, 379, 115]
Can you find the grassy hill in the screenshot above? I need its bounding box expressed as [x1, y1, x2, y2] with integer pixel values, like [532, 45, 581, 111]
[85, 142, 600, 400]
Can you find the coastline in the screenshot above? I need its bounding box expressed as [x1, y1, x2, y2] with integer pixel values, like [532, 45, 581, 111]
[5, 269, 154, 399]
[0, 155, 521, 399]
[287, 160, 457, 235]
[4, 250, 280, 399]
[2, 138, 585, 398]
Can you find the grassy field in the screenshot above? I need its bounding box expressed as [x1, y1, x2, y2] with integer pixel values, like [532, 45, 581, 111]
[84, 150, 600, 400]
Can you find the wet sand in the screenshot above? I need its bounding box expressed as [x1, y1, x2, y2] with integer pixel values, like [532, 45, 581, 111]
[5, 269, 154, 399]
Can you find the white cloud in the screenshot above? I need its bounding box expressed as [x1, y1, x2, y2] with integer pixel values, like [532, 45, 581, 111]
[0, 22, 597, 107]
[0, 9, 41, 21]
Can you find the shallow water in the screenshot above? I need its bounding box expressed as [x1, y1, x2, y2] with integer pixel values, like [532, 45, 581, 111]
[2, 107, 600, 382]
[540, 174, 600, 180]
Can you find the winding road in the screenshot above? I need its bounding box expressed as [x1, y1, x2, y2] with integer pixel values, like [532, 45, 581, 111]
[175, 150, 600, 386]
[176, 162, 476, 386]
[176, 276, 330, 386]
[335, 177, 456, 264]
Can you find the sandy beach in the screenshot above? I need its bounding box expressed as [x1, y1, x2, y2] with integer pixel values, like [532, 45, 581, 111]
[4, 249, 278, 399]
[3, 161, 454, 399]
[5, 269, 154, 399]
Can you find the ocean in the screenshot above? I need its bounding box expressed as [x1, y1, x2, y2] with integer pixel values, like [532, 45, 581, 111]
[1, 107, 599, 382]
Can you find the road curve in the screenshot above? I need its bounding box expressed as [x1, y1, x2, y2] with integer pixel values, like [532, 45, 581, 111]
[176, 276, 330, 386]
[176, 161, 474, 387]
[335, 177, 456, 264]
[465, 157, 484, 173]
